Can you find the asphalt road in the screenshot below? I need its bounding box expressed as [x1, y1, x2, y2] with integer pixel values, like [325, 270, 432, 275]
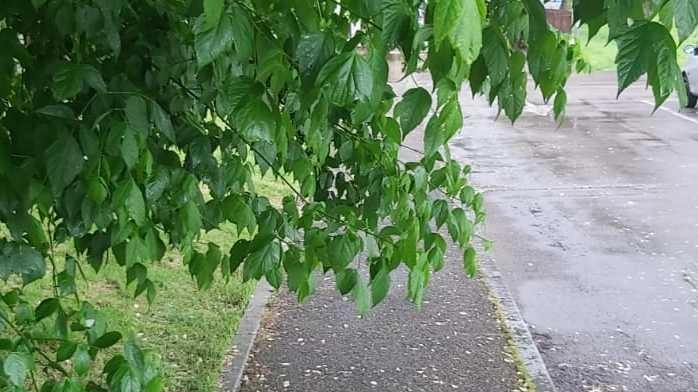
[448, 72, 698, 392]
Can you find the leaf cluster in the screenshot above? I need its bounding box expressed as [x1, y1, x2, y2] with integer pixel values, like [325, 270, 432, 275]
[0, 0, 691, 390]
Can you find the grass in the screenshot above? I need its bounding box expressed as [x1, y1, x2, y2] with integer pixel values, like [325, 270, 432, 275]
[578, 25, 698, 72]
[6, 173, 290, 392]
[577, 26, 617, 72]
[78, 256, 253, 392]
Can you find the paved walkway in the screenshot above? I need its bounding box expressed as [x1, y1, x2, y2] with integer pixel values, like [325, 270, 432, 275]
[238, 253, 525, 392]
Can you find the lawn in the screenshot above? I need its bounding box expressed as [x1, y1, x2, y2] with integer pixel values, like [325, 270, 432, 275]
[578, 25, 698, 72]
[8, 173, 289, 392]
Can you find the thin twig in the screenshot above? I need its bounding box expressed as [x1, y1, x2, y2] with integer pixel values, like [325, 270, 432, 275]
[46, 216, 59, 297]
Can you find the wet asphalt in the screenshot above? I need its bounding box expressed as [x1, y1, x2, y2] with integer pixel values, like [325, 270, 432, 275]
[448, 72, 698, 392]
[238, 257, 524, 392]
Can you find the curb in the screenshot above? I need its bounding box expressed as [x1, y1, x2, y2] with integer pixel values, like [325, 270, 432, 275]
[219, 281, 274, 392]
[479, 256, 558, 392]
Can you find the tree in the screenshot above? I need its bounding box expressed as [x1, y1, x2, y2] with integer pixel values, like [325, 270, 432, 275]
[0, 0, 693, 390]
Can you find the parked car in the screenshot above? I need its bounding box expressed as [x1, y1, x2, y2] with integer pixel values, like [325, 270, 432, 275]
[683, 45, 698, 108]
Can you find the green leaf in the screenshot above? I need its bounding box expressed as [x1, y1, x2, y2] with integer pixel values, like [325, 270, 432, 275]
[82, 65, 107, 93]
[460, 186, 475, 206]
[216, 77, 257, 115]
[432, 199, 449, 228]
[380, 117, 401, 145]
[423, 115, 444, 158]
[119, 370, 142, 392]
[370, 266, 390, 306]
[74, 345, 91, 376]
[51, 63, 106, 100]
[426, 233, 447, 272]
[203, 0, 224, 30]
[433, 0, 483, 64]
[447, 208, 472, 246]
[124, 180, 146, 226]
[499, 52, 527, 121]
[243, 239, 281, 281]
[464, 246, 477, 278]
[87, 177, 109, 205]
[616, 24, 653, 93]
[57, 271, 76, 296]
[265, 265, 283, 289]
[127, 263, 147, 286]
[52, 64, 83, 100]
[331, 233, 362, 270]
[46, 132, 84, 194]
[351, 275, 371, 315]
[3, 352, 31, 386]
[522, 0, 548, 41]
[229, 239, 251, 274]
[335, 268, 358, 295]
[93, 331, 122, 348]
[231, 6, 254, 60]
[316, 52, 374, 105]
[180, 200, 203, 236]
[0, 241, 46, 285]
[150, 102, 175, 143]
[615, 22, 680, 108]
[481, 26, 508, 87]
[236, 98, 275, 142]
[124, 338, 145, 379]
[145, 376, 164, 392]
[125, 97, 150, 133]
[191, 244, 222, 289]
[469, 55, 487, 95]
[56, 341, 77, 362]
[553, 89, 567, 121]
[36, 105, 75, 120]
[296, 32, 335, 80]
[674, 0, 698, 42]
[407, 255, 429, 306]
[26, 216, 49, 252]
[573, 0, 606, 40]
[194, 13, 235, 67]
[440, 97, 463, 140]
[222, 195, 257, 235]
[35, 297, 60, 321]
[121, 128, 140, 169]
[394, 87, 431, 136]
[382, 0, 412, 47]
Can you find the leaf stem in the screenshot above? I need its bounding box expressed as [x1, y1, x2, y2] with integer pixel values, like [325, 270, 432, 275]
[46, 216, 59, 298]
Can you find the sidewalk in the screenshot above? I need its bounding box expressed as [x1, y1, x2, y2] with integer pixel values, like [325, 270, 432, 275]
[237, 245, 527, 392]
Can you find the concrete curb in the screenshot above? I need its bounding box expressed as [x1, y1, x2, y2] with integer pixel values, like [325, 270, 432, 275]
[219, 281, 274, 392]
[480, 256, 558, 392]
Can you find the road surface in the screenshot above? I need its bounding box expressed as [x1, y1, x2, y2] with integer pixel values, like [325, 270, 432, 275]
[448, 72, 698, 392]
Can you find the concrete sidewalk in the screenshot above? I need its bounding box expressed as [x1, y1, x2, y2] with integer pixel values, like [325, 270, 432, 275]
[237, 245, 527, 392]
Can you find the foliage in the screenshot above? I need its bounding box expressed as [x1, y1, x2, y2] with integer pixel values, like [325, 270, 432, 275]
[20, 243, 255, 392]
[578, 25, 698, 73]
[0, 0, 693, 391]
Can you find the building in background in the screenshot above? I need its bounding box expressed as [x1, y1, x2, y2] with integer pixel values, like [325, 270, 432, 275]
[544, 0, 573, 32]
